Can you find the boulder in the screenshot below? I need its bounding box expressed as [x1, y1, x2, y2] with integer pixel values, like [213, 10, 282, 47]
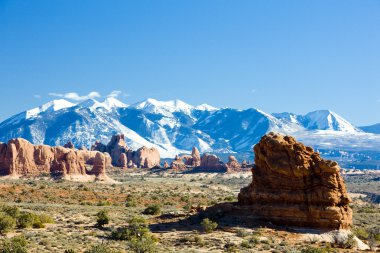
[238, 132, 352, 229]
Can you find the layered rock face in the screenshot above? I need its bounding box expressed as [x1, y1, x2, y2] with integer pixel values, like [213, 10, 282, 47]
[92, 134, 160, 169]
[226, 156, 242, 173]
[238, 132, 352, 229]
[0, 138, 108, 179]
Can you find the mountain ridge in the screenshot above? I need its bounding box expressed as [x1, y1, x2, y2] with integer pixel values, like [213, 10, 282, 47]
[0, 97, 379, 158]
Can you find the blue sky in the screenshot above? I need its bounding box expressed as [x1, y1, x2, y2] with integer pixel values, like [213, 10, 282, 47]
[0, 0, 379, 125]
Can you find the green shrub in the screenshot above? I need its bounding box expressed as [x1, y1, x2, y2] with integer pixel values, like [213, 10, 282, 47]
[84, 242, 117, 253]
[37, 214, 54, 224]
[125, 195, 137, 207]
[127, 236, 157, 253]
[301, 246, 332, 253]
[142, 205, 161, 215]
[200, 218, 217, 233]
[354, 227, 369, 240]
[64, 250, 76, 253]
[110, 216, 157, 253]
[110, 216, 150, 241]
[1, 206, 20, 219]
[96, 211, 110, 228]
[0, 213, 16, 234]
[0, 235, 28, 253]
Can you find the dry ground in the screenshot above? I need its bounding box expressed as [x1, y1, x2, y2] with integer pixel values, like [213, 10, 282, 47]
[0, 169, 378, 252]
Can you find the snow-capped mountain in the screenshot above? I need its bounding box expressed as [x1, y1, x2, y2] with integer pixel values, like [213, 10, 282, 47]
[0, 97, 379, 158]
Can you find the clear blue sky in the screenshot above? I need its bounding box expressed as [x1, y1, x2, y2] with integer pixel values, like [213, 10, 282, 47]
[0, 0, 379, 125]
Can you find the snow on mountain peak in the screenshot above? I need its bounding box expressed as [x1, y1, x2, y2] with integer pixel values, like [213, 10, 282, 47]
[195, 103, 218, 111]
[102, 97, 128, 109]
[132, 98, 194, 116]
[303, 110, 359, 132]
[26, 99, 75, 119]
[77, 97, 127, 111]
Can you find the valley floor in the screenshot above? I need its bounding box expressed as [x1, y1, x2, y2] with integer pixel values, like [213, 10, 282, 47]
[0, 169, 378, 252]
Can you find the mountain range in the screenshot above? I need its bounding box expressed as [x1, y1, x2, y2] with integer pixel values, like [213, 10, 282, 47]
[0, 97, 379, 159]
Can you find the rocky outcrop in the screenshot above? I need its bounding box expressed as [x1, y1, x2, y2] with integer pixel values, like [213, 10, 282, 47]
[184, 147, 201, 167]
[106, 134, 128, 166]
[226, 156, 242, 173]
[130, 146, 160, 168]
[92, 134, 160, 169]
[117, 153, 127, 168]
[199, 153, 227, 172]
[163, 161, 169, 169]
[238, 132, 352, 229]
[91, 141, 107, 153]
[64, 141, 75, 149]
[170, 155, 187, 171]
[0, 138, 109, 180]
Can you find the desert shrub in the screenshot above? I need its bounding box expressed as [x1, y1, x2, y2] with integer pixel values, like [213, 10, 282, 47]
[332, 233, 357, 249]
[235, 228, 249, 237]
[142, 205, 161, 215]
[1, 206, 20, 219]
[224, 241, 238, 252]
[16, 212, 49, 229]
[127, 236, 157, 253]
[84, 242, 118, 253]
[0, 213, 16, 234]
[301, 246, 332, 253]
[110, 216, 157, 253]
[240, 235, 259, 248]
[96, 211, 110, 228]
[200, 218, 217, 233]
[354, 227, 369, 240]
[110, 216, 150, 241]
[64, 250, 76, 253]
[0, 235, 28, 253]
[125, 195, 137, 207]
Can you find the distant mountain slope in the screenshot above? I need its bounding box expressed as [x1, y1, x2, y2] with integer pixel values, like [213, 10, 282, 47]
[0, 98, 379, 158]
[360, 123, 380, 134]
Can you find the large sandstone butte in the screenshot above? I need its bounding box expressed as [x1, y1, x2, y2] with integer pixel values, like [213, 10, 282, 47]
[92, 134, 160, 169]
[238, 132, 352, 229]
[0, 138, 110, 180]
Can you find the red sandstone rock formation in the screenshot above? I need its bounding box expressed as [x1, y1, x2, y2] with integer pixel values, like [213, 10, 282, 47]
[170, 155, 187, 171]
[226, 156, 242, 173]
[0, 138, 108, 180]
[184, 147, 201, 167]
[117, 153, 128, 168]
[92, 134, 160, 169]
[64, 141, 75, 149]
[199, 153, 227, 171]
[238, 132, 352, 229]
[106, 134, 128, 166]
[131, 146, 160, 168]
[91, 141, 107, 153]
[163, 161, 169, 169]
